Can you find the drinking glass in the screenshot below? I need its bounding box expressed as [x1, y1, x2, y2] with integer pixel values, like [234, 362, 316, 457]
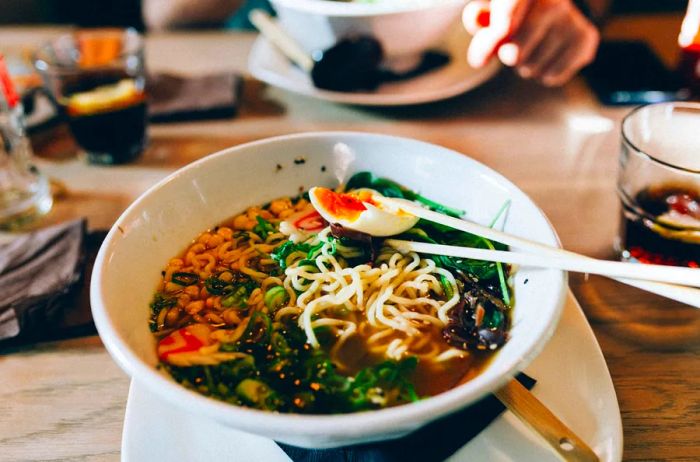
[0, 93, 52, 230]
[617, 102, 700, 268]
[34, 29, 147, 165]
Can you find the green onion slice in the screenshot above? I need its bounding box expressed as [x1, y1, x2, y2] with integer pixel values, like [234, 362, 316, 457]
[264, 286, 289, 310]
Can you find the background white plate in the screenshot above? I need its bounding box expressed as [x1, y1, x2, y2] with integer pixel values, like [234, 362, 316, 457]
[121, 290, 623, 462]
[248, 24, 501, 106]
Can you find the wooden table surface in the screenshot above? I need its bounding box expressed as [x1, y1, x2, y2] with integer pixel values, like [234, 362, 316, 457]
[1, 14, 698, 461]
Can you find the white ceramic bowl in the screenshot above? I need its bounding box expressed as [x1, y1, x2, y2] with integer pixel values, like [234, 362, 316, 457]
[269, 0, 467, 68]
[91, 132, 566, 448]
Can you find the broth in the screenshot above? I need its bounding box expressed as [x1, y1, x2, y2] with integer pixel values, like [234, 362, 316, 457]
[149, 176, 512, 414]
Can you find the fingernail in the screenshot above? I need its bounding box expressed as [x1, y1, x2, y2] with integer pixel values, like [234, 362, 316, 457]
[519, 66, 533, 78]
[498, 43, 518, 66]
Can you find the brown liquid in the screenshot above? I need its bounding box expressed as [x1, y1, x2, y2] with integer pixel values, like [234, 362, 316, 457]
[65, 100, 147, 164]
[332, 318, 493, 398]
[619, 184, 700, 268]
[61, 70, 147, 164]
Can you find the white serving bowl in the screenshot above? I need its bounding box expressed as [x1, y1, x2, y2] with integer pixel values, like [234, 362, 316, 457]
[269, 0, 467, 69]
[91, 132, 566, 448]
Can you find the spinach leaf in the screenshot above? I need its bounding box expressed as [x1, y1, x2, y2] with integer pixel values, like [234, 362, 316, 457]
[205, 271, 255, 296]
[398, 223, 505, 282]
[148, 293, 176, 332]
[271, 241, 312, 270]
[150, 293, 176, 314]
[164, 318, 420, 414]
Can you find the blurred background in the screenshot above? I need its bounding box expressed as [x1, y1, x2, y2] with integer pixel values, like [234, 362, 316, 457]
[0, 0, 689, 30]
[0, 0, 145, 29]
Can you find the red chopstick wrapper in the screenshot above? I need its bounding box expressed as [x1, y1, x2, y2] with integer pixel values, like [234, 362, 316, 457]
[0, 54, 20, 108]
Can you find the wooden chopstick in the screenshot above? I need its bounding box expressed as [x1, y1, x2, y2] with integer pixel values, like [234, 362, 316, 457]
[248, 9, 315, 72]
[378, 197, 700, 308]
[494, 379, 600, 462]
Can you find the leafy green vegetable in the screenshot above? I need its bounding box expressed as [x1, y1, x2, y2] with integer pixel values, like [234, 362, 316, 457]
[348, 357, 419, 409]
[439, 275, 454, 300]
[204, 271, 235, 295]
[242, 310, 273, 344]
[271, 241, 312, 270]
[399, 220, 506, 282]
[346, 171, 465, 217]
[163, 317, 419, 414]
[148, 293, 176, 332]
[253, 216, 275, 240]
[204, 271, 257, 299]
[271, 238, 339, 271]
[345, 173, 511, 304]
[150, 293, 177, 313]
[487, 200, 512, 306]
[482, 308, 505, 329]
[305, 241, 325, 258]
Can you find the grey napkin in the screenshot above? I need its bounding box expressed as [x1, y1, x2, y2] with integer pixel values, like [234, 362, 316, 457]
[0, 219, 100, 347]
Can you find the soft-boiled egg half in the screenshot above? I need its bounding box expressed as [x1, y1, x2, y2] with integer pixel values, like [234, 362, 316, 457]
[309, 187, 419, 236]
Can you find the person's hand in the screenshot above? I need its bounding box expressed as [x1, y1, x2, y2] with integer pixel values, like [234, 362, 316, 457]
[463, 0, 600, 86]
[679, 0, 700, 48]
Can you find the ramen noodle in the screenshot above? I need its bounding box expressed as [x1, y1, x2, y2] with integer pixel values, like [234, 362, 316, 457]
[149, 173, 512, 414]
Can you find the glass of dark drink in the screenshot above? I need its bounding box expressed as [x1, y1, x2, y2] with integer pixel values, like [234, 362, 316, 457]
[617, 102, 700, 268]
[34, 29, 147, 165]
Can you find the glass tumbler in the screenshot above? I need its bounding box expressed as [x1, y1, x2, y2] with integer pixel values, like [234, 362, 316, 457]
[0, 92, 52, 230]
[34, 28, 148, 165]
[617, 102, 700, 268]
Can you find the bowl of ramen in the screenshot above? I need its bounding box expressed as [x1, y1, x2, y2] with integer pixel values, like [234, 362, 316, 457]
[268, 0, 467, 70]
[91, 132, 566, 448]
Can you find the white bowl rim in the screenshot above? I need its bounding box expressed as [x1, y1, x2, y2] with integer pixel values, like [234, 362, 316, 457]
[90, 131, 567, 441]
[269, 0, 467, 17]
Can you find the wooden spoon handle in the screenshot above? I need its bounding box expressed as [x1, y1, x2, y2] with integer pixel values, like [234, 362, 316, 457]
[494, 379, 600, 462]
[248, 9, 314, 72]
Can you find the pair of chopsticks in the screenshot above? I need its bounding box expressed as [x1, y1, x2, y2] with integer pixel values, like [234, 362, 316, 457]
[379, 197, 700, 308]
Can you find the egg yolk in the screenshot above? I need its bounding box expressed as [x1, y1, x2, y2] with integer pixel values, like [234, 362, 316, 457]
[315, 188, 375, 221]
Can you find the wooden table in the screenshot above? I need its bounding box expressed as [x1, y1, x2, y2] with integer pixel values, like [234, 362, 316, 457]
[1, 14, 698, 461]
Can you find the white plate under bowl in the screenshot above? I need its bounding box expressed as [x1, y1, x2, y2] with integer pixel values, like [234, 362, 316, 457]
[122, 290, 622, 461]
[248, 24, 500, 106]
[91, 131, 565, 448]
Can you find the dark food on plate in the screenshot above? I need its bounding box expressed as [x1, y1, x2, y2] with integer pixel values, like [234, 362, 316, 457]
[311, 36, 450, 92]
[311, 36, 384, 92]
[149, 172, 512, 414]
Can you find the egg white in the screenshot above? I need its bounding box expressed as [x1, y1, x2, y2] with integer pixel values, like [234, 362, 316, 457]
[309, 187, 418, 236]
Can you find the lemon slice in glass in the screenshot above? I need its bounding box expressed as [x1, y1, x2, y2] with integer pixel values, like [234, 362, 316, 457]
[66, 79, 142, 116]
